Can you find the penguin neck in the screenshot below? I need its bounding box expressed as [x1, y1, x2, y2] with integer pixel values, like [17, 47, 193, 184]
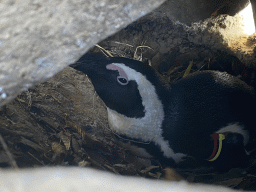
[106, 72, 185, 163]
[106, 88, 186, 163]
[106, 78, 168, 143]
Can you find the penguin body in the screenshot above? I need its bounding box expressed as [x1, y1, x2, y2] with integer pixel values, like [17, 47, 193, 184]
[70, 53, 255, 171]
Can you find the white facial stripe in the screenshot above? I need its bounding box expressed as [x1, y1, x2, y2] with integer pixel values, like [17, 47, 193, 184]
[106, 64, 128, 80]
[216, 123, 249, 145]
[107, 63, 186, 163]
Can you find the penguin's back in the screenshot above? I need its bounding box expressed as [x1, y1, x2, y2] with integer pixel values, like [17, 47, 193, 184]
[162, 70, 255, 159]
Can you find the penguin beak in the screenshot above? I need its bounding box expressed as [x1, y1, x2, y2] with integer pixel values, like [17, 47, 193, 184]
[70, 53, 109, 76]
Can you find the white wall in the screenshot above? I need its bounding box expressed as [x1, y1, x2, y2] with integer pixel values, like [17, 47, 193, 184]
[0, 167, 241, 192]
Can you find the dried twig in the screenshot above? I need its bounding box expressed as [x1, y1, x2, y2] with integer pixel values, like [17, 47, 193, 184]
[0, 133, 18, 169]
[183, 60, 193, 78]
[95, 44, 114, 57]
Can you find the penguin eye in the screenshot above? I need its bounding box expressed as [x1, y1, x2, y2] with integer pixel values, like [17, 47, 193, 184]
[117, 76, 129, 85]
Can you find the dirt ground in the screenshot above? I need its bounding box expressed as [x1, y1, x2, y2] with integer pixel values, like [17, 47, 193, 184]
[1, 11, 256, 190]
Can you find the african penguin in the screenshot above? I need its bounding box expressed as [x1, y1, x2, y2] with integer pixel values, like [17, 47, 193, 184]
[70, 52, 256, 171]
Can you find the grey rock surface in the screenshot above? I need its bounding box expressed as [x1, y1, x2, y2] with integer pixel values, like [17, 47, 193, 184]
[155, 0, 249, 25]
[0, 0, 165, 107]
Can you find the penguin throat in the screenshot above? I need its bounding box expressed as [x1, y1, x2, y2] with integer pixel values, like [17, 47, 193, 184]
[107, 105, 163, 143]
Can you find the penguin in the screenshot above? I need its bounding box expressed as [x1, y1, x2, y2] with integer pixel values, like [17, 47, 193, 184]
[70, 52, 256, 171]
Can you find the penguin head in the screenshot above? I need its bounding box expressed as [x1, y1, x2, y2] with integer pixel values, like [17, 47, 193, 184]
[71, 53, 168, 146]
[71, 53, 165, 119]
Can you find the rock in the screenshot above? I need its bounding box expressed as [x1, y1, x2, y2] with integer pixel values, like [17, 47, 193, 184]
[152, 0, 249, 26]
[0, 0, 165, 107]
